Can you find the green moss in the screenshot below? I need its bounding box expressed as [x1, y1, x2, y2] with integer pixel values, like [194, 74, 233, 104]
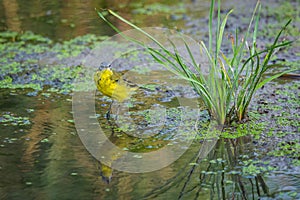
[0, 112, 31, 126]
[19, 31, 52, 44]
[276, 116, 299, 128]
[292, 159, 300, 166]
[0, 31, 108, 94]
[0, 31, 18, 42]
[266, 2, 299, 22]
[221, 119, 267, 139]
[0, 76, 42, 90]
[260, 2, 299, 46]
[0, 31, 52, 44]
[241, 159, 276, 177]
[132, 3, 185, 15]
[52, 34, 108, 59]
[268, 140, 300, 158]
[196, 106, 289, 140]
[0, 76, 13, 87]
[0, 62, 22, 75]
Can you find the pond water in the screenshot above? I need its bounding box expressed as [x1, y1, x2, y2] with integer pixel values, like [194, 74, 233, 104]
[1, 0, 300, 200]
[0, 0, 210, 41]
[2, 88, 299, 200]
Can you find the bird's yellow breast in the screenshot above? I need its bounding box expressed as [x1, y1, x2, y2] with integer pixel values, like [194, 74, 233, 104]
[94, 68, 132, 102]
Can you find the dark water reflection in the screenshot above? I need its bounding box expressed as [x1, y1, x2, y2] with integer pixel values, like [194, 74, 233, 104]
[0, 0, 207, 41]
[0, 89, 299, 199]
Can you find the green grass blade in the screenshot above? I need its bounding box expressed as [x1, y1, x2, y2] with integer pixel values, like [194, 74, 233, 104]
[256, 69, 297, 90]
[217, 9, 233, 56]
[214, 0, 221, 64]
[183, 40, 207, 84]
[261, 19, 292, 73]
[251, 3, 261, 55]
[209, 0, 215, 53]
[234, 1, 260, 72]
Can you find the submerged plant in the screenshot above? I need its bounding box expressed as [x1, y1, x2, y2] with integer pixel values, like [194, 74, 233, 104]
[97, 0, 294, 125]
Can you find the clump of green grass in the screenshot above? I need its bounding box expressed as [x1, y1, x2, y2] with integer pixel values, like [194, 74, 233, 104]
[97, 0, 295, 125]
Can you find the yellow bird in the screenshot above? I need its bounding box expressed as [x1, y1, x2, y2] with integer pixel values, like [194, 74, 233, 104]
[94, 64, 140, 119]
[98, 162, 113, 184]
[94, 67, 136, 102]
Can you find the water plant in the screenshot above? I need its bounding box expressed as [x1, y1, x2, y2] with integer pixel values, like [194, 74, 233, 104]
[0, 112, 31, 126]
[97, 0, 295, 125]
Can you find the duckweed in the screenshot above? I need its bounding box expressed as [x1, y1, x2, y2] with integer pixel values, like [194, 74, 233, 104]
[269, 140, 300, 158]
[132, 3, 185, 15]
[0, 31, 108, 94]
[241, 160, 276, 177]
[0, 113, 31, 126]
